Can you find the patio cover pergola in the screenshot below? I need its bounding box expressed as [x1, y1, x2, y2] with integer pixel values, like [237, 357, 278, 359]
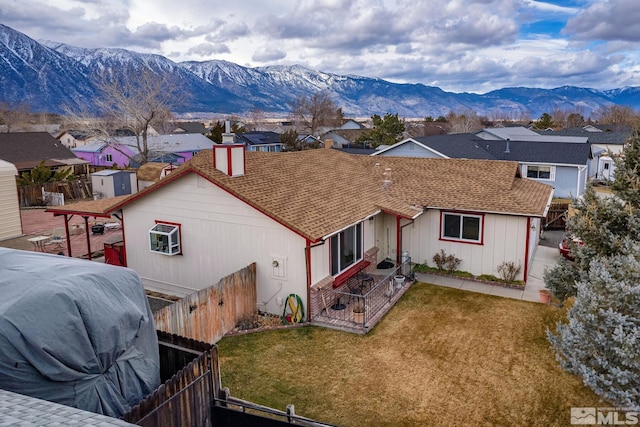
[45, 195, 130, 260]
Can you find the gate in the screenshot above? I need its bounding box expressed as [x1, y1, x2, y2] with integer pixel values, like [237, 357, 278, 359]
[543, 202, 569, 230]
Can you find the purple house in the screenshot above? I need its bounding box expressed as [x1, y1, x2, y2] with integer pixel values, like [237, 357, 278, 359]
[72, 140, 133, 168]
[72, 134, 214, 168]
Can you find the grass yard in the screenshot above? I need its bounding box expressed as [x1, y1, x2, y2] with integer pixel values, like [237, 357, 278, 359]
[217, 283, 602, 426]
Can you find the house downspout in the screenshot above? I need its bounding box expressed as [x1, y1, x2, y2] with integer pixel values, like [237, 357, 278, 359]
[398, 217, 415, 265]
[396, 216, 401, 264]
[524, 217, 531, 283]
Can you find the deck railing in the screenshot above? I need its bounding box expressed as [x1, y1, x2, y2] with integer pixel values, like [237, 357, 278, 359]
[316, 257, 412, 328]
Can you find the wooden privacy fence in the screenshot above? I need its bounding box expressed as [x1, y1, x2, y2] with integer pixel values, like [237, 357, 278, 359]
[18, 179, 93, 207]
[543, 202, 569, 230]
[124, 334, 220, 427]
[153, 263, 257, 344]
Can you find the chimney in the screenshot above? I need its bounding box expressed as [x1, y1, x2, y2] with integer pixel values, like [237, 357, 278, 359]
[222, 120, 236, 144]
[324, 139, 334, 149]
[213, 143, 246, 177]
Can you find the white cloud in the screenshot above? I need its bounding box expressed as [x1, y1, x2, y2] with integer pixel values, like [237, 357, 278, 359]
[564, 0, 640, 42]
[0, 0, 638, 92]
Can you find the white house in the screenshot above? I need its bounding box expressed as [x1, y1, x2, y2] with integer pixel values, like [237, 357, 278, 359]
[48, 146, 553, 321]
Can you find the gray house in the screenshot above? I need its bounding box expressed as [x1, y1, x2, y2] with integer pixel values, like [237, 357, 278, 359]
[373, 127, 592, 199]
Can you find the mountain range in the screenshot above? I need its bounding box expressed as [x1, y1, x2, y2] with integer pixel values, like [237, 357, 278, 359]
[1, 23, 638, 119]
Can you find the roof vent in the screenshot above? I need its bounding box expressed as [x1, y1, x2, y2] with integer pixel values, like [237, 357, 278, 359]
[222, 120, 236, 144]
[382, 167, 392, 189]
[505, 138, 510, 153]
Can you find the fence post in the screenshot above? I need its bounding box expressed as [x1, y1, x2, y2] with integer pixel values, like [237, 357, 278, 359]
[286, 404, 295, 422]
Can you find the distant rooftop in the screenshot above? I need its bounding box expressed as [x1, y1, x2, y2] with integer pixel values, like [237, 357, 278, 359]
[0, 388, 135, 426]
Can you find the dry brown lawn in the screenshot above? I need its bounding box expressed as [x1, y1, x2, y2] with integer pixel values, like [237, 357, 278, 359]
[217, 283, 602, 426]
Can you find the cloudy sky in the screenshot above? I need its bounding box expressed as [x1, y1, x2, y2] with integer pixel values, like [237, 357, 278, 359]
[2, 0, 639, 93]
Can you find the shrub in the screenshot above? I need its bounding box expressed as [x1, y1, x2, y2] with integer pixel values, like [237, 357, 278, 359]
[497, 261, 522, 282]
[433, 249, 461, 273]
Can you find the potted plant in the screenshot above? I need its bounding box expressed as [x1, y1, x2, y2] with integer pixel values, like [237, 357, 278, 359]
[539, 288, 552, 304]
[352, 300, 365, 324]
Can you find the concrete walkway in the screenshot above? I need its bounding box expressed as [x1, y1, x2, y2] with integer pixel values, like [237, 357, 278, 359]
[414, 245, 561, 303]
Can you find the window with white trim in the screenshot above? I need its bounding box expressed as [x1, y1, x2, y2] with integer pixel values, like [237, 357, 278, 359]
[149, 222, 181, 255]
[105, 154, 113, 162]
[330, 223, 363, 276]
[441, 213, 482, 243]
[524, 165, 555, 180]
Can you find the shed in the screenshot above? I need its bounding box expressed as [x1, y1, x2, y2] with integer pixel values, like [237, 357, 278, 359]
[0, 248, 160, 417]
[0, 159, 22, 240]
[91, 169, 138, 199]
[136, 162, 177, 190]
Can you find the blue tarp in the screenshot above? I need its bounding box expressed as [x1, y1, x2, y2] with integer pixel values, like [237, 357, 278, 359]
[0, 248, 160, 417]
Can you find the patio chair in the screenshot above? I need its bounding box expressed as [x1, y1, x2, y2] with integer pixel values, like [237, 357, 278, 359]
[49, 227, 66, 251]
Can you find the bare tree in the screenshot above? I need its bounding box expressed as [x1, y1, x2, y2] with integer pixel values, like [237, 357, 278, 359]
[447, 109, 483, 134]
[248, 108, 267, 131]
[0, 102, 32, 132]
[594, 105, 639, 127]
[65, 69, 187, 165]
[291, 91, 343, 136]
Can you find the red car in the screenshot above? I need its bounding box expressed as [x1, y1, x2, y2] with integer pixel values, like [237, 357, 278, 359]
[559, 237, 583, 261]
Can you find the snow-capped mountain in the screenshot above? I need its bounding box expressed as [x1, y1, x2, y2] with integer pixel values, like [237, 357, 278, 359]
[0, 23, 95, 113]
[0, 23, 638, 118]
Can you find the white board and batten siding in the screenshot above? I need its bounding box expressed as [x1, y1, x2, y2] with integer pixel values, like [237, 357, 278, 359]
[0, 160, 22, 241]
[308, 216, 377, 285]
[122, 174, 307, 316]
[404, 210, 531, 281]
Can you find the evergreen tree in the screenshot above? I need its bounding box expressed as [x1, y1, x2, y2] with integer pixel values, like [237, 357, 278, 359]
[546, 129, 640, 409]
[17, 161, 74, 185]
[356, 113, 405, 148]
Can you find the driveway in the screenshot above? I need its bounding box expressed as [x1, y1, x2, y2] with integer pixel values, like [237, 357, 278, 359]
[414, 245, 562, 303]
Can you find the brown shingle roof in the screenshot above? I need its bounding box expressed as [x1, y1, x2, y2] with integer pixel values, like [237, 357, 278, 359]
[46, 195, 131, 217]
[0, 132, 81, 171]
[48, 149, 553, 242]
[136, 162, 170, 182]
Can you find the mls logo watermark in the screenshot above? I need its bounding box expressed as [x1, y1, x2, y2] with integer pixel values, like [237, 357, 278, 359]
[571, 407, 639, 425]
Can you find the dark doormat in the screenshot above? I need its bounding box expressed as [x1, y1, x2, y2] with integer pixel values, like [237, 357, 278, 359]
[377, 260, 394, 269]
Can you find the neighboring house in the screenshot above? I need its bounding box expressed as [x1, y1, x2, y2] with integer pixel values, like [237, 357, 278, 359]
[73, 134, 213, 168]
[297, 134, 323, 149]
[48, 146, 553, 322]
[339, 119, 365, 130]
[56, 131, 95, 149]
[72, 140, 132, 169]
[91, 170, 138, 199]
[320, 129, 369, 147]
[374, 127, 592, 199]
[269, 121, 296, 135]
[536, 125, 632, 181]
[0, 132, 88, 175]
[169, 122, 209, 134]
[236, 131, 284, 152]
[0, 159, 22, 240]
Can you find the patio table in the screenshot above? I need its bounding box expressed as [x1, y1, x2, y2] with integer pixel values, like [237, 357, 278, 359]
[28, 235, 51, 252]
